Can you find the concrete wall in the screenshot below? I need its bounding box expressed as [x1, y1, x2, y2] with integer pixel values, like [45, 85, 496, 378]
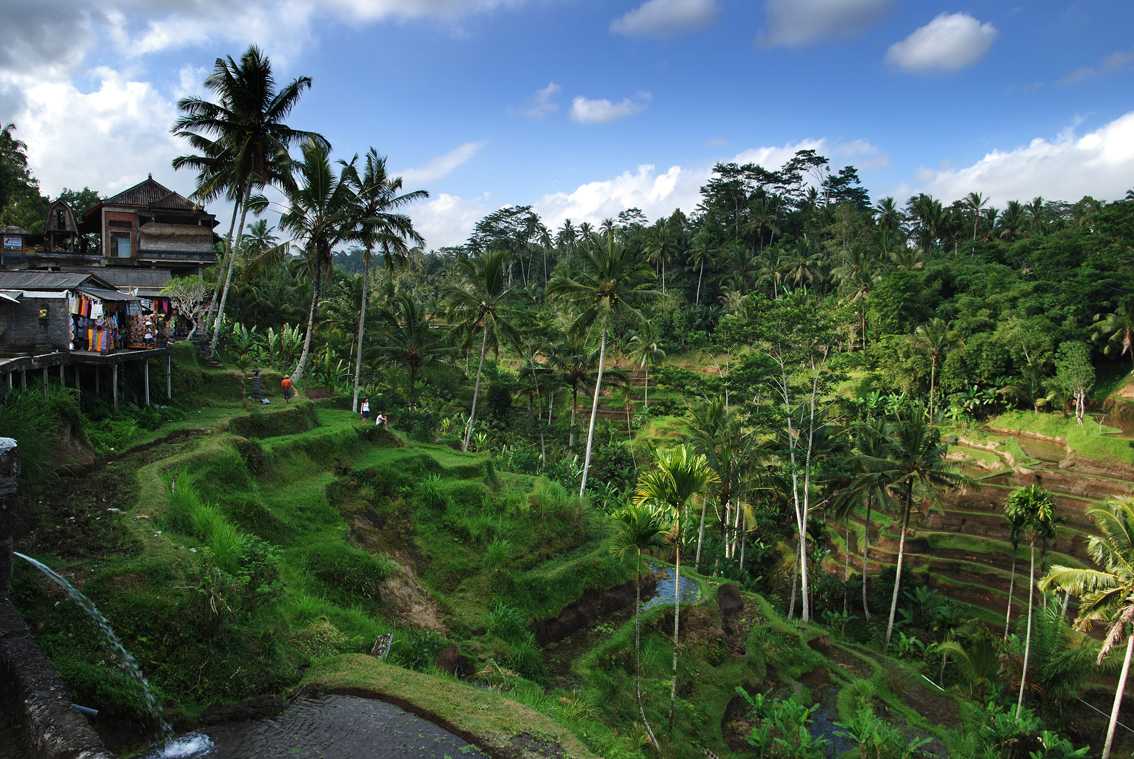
[0, 599, 115, 759]
[0, 298, 70, 354]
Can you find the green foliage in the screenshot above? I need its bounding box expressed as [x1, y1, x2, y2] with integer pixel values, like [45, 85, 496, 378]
[305, 540, 394, 603]
[736, 688, 829, 758]
[0, 387, 82, 486]
[835, 705, 933, 758]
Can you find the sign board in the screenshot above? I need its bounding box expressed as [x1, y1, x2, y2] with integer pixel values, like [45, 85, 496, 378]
[2, 236, 21, 250]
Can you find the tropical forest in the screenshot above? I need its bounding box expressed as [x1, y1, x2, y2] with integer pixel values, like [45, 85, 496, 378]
[3, 24, 1134, 759]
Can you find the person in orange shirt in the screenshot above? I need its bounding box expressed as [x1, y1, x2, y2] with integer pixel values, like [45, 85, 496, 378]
[281, 375, 294, 402]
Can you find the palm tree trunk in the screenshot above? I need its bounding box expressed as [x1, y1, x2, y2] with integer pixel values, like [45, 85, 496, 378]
[886, 483, 913, 648]
[695, 500, 708, 571]
[205, 194, 243, 332]
[579, 329, 606, 497]
[661, 256, 666, 294]
[844, 518, 851, 615]
[463, 326, 489, 453]
[788, 550, 798, 619]
[695, 258, 704, 307]
[210, 181, 252, 354]
[569, 382, 577, 449]
[643, 365, 649, 408]
[669, 514, 681, 731]
[929, 358, 937, 417]
[635, 550, 659, 751]
[351, 248, 371, 413]
[1016, 540, 1036, 717]
[291, 256, 322, 384]
[1102, 633, 1134, 759]
[862, 499, 872, 620]
[1004, 554, 1016, 641]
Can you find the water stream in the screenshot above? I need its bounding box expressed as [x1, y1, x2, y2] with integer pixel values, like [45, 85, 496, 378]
[14, 552, 216, 758]
[642, 565, 700, 610]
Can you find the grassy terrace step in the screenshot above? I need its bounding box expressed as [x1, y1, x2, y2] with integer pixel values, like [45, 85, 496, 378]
[303, 656, 600, 759]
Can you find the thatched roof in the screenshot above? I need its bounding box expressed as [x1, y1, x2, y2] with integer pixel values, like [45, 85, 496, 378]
[104, 176, 199, 211]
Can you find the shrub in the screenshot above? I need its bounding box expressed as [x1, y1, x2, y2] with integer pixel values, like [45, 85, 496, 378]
[737, 688, 829, 758]
[305, 540, 394, 603]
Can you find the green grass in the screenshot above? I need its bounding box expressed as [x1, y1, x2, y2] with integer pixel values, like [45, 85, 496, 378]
[988, 410, 1134, 467]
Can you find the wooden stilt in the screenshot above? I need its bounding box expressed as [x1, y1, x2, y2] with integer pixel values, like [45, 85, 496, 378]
[21, 370, 26, 390]
[7, 373, 12, 391]
[144, 361, 150, 407]
[112, 364, 118, 411]
[166, 353, 172, 401]
[59, 364, 65, 384]
[95, 366, 101, 395]
[42, 367, 48, 399]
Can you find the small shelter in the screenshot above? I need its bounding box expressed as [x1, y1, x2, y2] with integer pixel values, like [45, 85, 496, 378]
[44, 200, 79, 252]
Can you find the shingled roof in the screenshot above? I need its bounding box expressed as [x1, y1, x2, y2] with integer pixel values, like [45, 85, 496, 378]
[103, 175, 199, 211]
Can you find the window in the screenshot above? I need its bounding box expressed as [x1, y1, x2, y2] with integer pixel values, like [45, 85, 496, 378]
[56, 208, 65, 229]
[111, 233, 132, 258]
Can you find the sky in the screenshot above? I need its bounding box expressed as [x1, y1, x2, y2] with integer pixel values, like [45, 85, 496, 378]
[2, 0, 1133, 249]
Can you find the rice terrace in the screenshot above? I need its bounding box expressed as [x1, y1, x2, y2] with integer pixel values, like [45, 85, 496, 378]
[2, 1, 1134, 758]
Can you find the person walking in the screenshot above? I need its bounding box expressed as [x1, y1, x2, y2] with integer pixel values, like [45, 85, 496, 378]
[360, 397, 371, 421]
[281, 375, 294, 402]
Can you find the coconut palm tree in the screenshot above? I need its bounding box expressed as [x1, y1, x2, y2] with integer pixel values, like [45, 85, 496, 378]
[445, 251, 517, 452]
[549, 232, 654, 496]
[278, 138, 357, 383]
[171, 46, 324, 355]
[612, 502, 665, 751]
[841, 415, 893, 620]
[874, 196, 904, 253]
[628, 326, 665, 409]
[1003, 484, 1057, 717]
[1041, 497, 1134, 759]
[1003, 507, 1025, 642]
[634, 445, 718, 730]
[373, 292, 447, 404]
[345, 149, 427, 412]
[912, 318, 951, 417]
[872, 407, 963, 647]
[547, 335, 593, 449]
[965, 191, 988, 242]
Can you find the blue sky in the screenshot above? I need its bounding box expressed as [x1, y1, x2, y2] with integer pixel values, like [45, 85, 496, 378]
[3, 0, 1133, 247]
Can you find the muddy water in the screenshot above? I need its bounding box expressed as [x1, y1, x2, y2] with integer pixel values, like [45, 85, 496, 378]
[1014, 436, 1067, 463]
[202, 694, 486, 758]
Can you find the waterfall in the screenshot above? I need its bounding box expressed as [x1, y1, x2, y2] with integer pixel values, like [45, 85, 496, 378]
[13, 552, 176, 728]
[14, 552, 216, 758]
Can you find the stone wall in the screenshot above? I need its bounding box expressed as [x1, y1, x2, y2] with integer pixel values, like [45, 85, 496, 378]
[0, 297, 70, 354]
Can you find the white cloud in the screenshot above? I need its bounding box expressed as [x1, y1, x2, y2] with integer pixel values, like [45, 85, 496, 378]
[761, 0, 891, 47]
[570, 92, 652, 124]
[13, 66, 188, 199]
[910, 112, 1134, 204]
[408, 192, 492, 249]
[886, 13, 997, 72]
[396, 142, 485, 186]
[520, 82, 561, 119]
[1059, 50, 1134, 85]
[411, 136, 884, 247]
[610, 0, 718, 38]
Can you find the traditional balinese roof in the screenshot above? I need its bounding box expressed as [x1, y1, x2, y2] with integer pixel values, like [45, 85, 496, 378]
[87, 268, 172, 290]
[103, 175, 199, 212]
[0, 271, 113, 290]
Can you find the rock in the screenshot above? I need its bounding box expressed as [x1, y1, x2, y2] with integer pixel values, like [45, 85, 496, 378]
[435, 644, 473, 679]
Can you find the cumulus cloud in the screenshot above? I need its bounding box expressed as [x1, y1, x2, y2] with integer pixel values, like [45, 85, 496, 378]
[1059, 50, 1134, 85]
[0, 1, 94, 78]
[761, 0, 891, 47]
[910, 112, 1134, 204]
[610, 0, 718, 38]
[396, 142, 486, 186]
[520, 82, 561, 119]
[13, 67, 188, 199]
[570, 93, 652, 124]
[408, 192, 493, 249]
[886, 13, 997, 72]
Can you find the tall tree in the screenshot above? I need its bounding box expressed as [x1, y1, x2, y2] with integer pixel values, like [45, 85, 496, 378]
[612, 502, 665, 751]
[1051, 341, 1095, 424]
[965, 191, 988, 242]
[549, 232, 654, 496]
[172, 46, 323, 354]
[628, 326, 665, 409]
[445, 251, 517, 452]
[1004, 484, 1057, 717]
[872, 407, 962, 646]
[374, 293, 447, 404]
[346, 149, 427, 412]
[1042, 497, 1134, 759]
[912, 318, 951, 417]
[634, 445, 718, 731]
[279, 138, 356, 383]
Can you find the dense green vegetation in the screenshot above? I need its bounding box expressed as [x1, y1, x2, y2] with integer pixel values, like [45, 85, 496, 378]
[6, 44, 1134, 758]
